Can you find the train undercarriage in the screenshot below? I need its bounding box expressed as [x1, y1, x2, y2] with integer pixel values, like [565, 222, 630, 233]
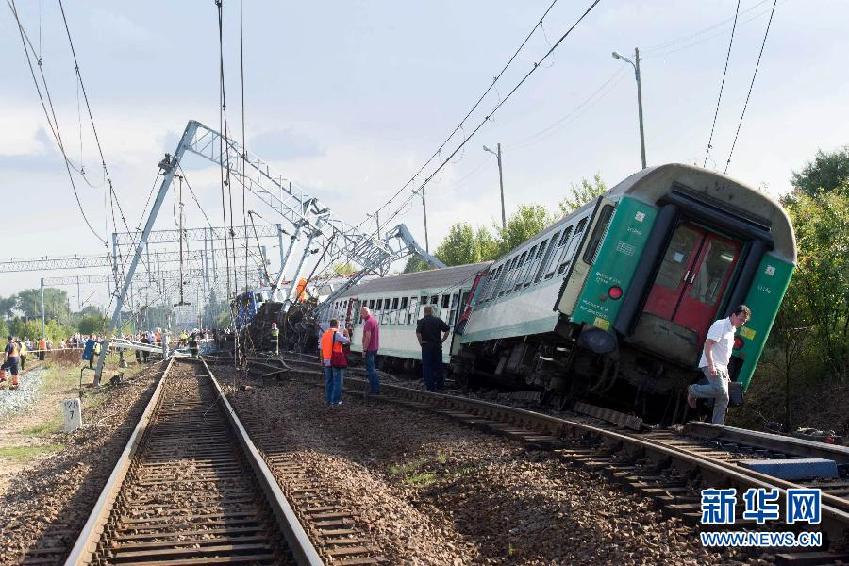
[454, 323, 713, 425]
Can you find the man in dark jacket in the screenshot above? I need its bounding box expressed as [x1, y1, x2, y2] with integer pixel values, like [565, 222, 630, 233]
[416, 306, 450, 391]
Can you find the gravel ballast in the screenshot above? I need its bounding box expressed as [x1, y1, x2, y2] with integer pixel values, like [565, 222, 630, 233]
[225, 371, 756, 565]
[0, 367, 46, 419]
[0, 362, 162, 565]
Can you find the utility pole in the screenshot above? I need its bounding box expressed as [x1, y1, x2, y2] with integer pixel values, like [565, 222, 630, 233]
[483, 143, 507, 229]
[612, 47, 647, 169]
[420, 188, 429, 253]
[40, 278, 45, 339]
[635, 48, 646, 170]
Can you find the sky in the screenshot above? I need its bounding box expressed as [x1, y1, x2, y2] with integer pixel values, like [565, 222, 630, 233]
[1, 0, 848, 311]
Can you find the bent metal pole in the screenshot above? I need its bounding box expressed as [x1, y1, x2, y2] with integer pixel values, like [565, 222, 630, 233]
[93, 121, 200, 385]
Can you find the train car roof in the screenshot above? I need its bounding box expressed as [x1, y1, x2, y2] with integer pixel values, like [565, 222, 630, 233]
[336, 261, 491, 299]
[612, 163, 797, 263]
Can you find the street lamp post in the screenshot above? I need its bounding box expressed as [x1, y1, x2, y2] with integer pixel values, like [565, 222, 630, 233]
[483, 143, 506, 229]
[612, 47, 646, 169]
[419, 187, 429, 253]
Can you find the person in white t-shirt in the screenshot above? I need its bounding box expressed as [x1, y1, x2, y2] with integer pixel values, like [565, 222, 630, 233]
[687, 305, 752, 425]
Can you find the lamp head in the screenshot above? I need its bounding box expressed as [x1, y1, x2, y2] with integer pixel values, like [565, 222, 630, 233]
[611, 51, 622, 60]
[483, 145, 492, 153]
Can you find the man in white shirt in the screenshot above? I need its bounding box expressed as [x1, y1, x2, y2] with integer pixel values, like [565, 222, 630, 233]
[687, 305, 752, 425]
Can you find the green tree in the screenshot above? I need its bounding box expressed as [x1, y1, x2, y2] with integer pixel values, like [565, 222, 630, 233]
[403, 255, 432, 274]
[558, 174, 607, 215]
[0, 295, 16, 320]
[496, 205, 555, 256]
[76, 305, 103, 319]
[782, 188, 849, 381]
[9, 318, 41, 341]
[16, 288, 71, 322]
[78, 315, 108, 336]
[435, 223, 479, 266]
[476, 226, 499, 261]
[791, 146, 849, 197]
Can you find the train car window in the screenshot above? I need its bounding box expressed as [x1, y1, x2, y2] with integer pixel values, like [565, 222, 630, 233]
[559, 218, 588, 274]
[482, 266, 499, 302]
[449, 292, 459, 325]
[441, 294, 450, 308]
[496, 259, 513, 297]
[533, 236, 554, 283]
[498, 257, 519, 297]
[399, 297, 409, 323]
[409, 296, 420, 323]
[391, 297, 400, 325]
[519, 244, 538, 288]
[508, 253, 527, 293]
[582, 205, 615, 265]
[487, 267, 501, 301]
[367, 299, 374, 309]
[513, 250, 529, 290]
[545, 227, 571, 278]
[375, 298, 383, 310]
[476, 273, 491, 304]
[431, 295, 439, 305]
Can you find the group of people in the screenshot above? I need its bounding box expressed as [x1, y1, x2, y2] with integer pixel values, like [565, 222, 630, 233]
[318, 304, 452, 406]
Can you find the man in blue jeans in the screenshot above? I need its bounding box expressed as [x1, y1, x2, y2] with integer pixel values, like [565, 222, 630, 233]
[688, 305, 751, 424]
[416, 306, 450, 391]
[320, 320, 350, 406]
[360, 306, 380, 394]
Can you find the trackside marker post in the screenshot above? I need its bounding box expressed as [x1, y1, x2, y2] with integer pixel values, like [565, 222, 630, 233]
[63, 398, 82, 432]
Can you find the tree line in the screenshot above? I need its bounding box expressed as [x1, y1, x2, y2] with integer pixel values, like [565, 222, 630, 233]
[0, 287, 107, 341]
[404, 174, 608, 272]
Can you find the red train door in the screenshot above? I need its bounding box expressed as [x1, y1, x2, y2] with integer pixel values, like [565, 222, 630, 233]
[644, 223, 741, 343]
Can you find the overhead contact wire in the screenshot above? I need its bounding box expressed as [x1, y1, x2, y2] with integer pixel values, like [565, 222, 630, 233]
[703, 0, 742, 168]
[723, 0, 778, 173]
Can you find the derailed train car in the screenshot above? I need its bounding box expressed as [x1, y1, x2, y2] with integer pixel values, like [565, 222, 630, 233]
[323, 164, 796, 423]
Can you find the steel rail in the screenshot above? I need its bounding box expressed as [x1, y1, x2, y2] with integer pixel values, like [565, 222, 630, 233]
[65, 357, 323, 565]
[64, 357, 175, 565]
[274, 355, 849, 547]
[202, 358, 324, 566]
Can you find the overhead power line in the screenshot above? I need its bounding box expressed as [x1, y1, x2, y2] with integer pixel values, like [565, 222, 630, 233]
[724, 0, 778, 173]
[379, 0, 604, 230]
[358, 0, 563, 231]
[704, 0, 742, 168]
[7, 0, 105, 244]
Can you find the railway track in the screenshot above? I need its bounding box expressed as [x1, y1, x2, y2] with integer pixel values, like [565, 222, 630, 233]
[252, 352, 849, 563]
[64, 357, 321, 565]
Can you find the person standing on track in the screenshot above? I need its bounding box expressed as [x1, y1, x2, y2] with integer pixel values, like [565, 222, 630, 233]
[360, 306, 380, 395]
[416, 306, 450, 391]
[4, 336, 21, 389]
[688, 305, 752, 425]
[38, 337, 46, 361]
[271, 322, 279, 356]
[320, 319, 350, 406]
[18, 338, 27, 372]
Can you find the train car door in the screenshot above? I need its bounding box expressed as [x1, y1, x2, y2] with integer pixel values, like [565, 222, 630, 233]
[643, 223, 741, 344]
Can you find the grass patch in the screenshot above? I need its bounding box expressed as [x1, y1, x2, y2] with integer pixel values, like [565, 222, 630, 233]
[0, 443, 64, 461]
[388, 457, 427, 478]
[22, 417, 63, 438]
[404, 471, 437, 487]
